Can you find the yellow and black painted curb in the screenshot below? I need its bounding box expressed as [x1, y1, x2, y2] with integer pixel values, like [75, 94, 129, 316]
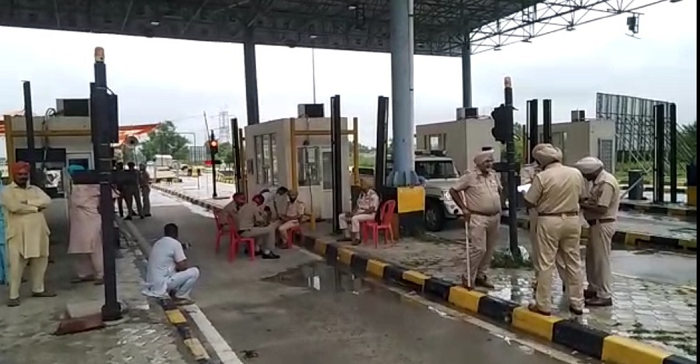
[161, 300, 213, 364]
[152, 184, 695, 364]
[295, 233, 695, 364]
[500, 214, 697, 253]
[618, 201, 697, 218]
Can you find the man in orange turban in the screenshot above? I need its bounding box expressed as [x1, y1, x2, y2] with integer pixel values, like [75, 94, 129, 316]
[1, 161, 54, 307]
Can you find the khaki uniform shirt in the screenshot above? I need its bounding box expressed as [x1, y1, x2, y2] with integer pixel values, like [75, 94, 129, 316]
[285, 200, 306, 219]
[452, 168, 502, 215]
[138, 171, 150, 188]
[583, 170, 620, 221]
[237, 202, 265, 230]
[357, 189, 380, 213]
[524, 162, 586, 215]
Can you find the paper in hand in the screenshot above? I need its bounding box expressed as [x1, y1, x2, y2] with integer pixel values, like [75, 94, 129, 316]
[517, 184, 531, 193]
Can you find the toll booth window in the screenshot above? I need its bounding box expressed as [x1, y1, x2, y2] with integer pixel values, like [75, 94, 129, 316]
[322, 151, 332, 190]
[254, 134, 278, 185]
[297, 147, 320, 186]
[270, 134, 279, 185]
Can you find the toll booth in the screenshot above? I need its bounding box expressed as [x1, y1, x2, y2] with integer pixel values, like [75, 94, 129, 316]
[534, 118, 616, 171]
[244, 117, 357, 220]
[415, 112, 499, 173]
[3, 106, 95, 197]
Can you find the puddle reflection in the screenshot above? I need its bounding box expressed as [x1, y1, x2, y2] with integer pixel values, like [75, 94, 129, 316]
[264, 261, 368, 295]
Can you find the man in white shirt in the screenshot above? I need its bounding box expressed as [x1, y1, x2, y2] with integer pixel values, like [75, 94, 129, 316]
[143, 223, 200, 305]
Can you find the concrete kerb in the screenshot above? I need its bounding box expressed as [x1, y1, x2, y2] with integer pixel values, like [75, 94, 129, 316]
[153, 184, 695, 364]
[116, 217, 216, 364]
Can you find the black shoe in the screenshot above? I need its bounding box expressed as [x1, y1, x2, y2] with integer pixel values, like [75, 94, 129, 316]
[7, 298, 20, 307]
[569, 305, 583, 315]
[140, 215, 145, 219]
[124, 216, 133, 221]
[144, 213, 152, 217]
[584, 289, 597, 299]
[585, 297, 613, 307]
[262, 252, 280, 259]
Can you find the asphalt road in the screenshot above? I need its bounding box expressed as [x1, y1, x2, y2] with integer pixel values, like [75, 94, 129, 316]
[131, 191, 582, 364]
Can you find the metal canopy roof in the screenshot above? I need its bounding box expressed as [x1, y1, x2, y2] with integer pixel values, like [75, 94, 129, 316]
[0, 0, 670, 56]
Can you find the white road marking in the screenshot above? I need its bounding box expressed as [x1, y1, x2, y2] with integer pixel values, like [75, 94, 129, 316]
[182, 304, 245, 364]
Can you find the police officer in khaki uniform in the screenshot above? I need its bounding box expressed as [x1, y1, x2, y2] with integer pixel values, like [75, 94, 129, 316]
[521, 146, 567, 294]
[524, 144, 586, 315]
[338, 179, 380, 245]
[575, 156, 619, 307]
[277, 190, 306, 246]
[237, 194, 280, 259]
[449, 148, 502, 289]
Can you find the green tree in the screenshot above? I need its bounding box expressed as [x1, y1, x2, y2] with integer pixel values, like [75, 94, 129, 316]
[499, 122, 524, 163]
[140, 121, 190, 162]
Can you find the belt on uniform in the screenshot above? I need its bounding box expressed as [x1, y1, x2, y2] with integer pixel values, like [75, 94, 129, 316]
[468, 210, 500, 217]
[538, 211, 579, 217]
[587, 218, 616, 226]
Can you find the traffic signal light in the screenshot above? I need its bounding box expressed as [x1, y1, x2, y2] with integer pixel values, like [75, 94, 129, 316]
[209, 139, 219, 154]
[491, 104, 513, 144]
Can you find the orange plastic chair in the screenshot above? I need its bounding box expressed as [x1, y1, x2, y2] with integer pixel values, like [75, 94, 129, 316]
[363, 200, 396, 248]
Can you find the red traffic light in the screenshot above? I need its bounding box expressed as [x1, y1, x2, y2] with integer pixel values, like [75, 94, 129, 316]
[204, 160, 222, 166]
[209, 140, 218, 147]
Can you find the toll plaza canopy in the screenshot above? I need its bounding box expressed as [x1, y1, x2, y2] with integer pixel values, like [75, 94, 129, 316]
[0, 0, 670, 56]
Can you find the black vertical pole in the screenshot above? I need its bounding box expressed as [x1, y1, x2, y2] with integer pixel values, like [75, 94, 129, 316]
[330, 95, 343, 233]
[542, 99, 552, 143]
[669, 104, 678, 203]
[654, 104, 665, 204]
[375, 96, 389, 191]
[527, 99, 538, 162]
[93, 47, 121, 322]
[22, 81, 37, 184]
[210, 129, 218, 198]
[541, 100, 551, 143]
[243, 28, 260, 125]
[231, 118, 243, 194]
[504, 78, 521, 260]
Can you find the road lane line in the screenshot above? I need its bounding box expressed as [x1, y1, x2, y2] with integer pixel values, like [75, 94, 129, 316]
[182, 304, 244, 364]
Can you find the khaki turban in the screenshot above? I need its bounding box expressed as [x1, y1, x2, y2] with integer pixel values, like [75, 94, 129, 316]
[474, 149, 495, 166]
[575, 157, 604, 174]
[532, 144, 562, 165]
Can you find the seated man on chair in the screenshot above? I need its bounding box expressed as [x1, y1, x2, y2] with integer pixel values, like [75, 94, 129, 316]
[143, 223, 199, 305]
[277, 190, 306, 247]
[338, 179, 380, 246]
[238, 194, 281, 259]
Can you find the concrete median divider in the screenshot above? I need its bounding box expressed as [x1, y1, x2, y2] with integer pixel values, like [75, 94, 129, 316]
[152, 183, 695, 364]
[296, 233, 695, 364]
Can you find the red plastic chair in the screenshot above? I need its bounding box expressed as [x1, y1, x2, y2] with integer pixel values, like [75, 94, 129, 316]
[363, 200, 396, 248]
[285, 224, 302, 249]
[213, 210, 255, 262]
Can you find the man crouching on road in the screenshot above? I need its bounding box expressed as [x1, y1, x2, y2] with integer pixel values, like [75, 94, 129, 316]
[143, 223, 199, 305]
[449, 148, 502, 290]
[338, 179, 379, 246]
[238, 194, 281, 259]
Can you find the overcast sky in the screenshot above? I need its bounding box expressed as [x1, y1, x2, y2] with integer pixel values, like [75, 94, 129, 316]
[0, 0, 696, 153]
